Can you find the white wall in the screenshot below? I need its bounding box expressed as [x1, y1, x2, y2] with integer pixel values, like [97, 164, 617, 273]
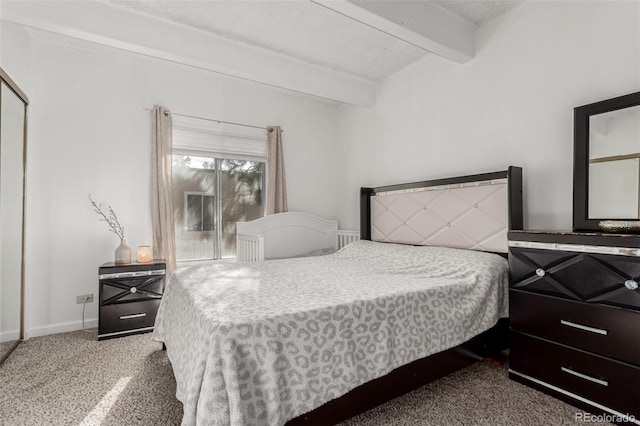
[0, 20, 32, 95]
[336, 0, 640, 231]
[22, 31, 340, 337]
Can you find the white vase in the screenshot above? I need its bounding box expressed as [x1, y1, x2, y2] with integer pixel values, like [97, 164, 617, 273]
[115, 239, 132, 264]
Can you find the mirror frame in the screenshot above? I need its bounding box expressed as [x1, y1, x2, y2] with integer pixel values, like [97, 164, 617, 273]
[573, 91, 640, 232]
[0, 66, 29, 365]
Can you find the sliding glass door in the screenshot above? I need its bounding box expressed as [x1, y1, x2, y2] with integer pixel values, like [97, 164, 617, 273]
[172, 154, 264, 261]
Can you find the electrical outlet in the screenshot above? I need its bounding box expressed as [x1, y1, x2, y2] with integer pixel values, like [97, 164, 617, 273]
[76, 294, 94, 304]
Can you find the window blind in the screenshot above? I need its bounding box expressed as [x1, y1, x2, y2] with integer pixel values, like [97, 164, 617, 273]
[172, 115, 267, 159]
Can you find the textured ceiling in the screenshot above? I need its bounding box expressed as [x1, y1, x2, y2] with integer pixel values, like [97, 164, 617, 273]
[106, 0, 426, 81]
[105, 0, 523, 82]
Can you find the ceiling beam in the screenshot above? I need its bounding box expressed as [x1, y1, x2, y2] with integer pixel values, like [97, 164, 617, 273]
[313, 0, 475, 64]
[0, 0, 377, 106]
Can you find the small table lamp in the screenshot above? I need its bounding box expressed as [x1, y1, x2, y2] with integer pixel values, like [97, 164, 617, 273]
[136, 245, 152, 263]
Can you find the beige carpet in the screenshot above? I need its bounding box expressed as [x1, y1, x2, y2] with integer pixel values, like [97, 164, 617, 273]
[0, 340, 19, 358]
[0, 330, 609, 426]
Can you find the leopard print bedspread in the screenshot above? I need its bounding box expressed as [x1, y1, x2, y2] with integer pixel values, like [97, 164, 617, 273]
[153, 240, 508, 426]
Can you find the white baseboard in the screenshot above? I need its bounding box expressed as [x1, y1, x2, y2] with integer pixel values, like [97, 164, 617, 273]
[25, 318, 98, 339]
[0, 330, 20, 343]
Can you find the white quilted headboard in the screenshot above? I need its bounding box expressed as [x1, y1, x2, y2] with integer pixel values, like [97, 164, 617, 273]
[361, 167, 523, 254]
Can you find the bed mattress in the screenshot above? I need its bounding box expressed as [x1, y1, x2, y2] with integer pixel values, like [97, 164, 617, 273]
[153, 240, 508, 426]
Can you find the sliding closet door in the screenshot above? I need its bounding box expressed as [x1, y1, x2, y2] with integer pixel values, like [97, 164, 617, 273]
[0, 73, 28, 364]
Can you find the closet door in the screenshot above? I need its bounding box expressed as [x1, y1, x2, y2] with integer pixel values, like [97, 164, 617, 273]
[0, 70, 28, 364]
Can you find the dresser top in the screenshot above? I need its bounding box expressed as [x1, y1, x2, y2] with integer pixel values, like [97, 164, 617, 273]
[509, 230, 640, 248]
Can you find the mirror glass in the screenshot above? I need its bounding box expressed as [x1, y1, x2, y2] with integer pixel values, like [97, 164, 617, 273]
[0, 81, 26, 361]
[588, 105, 640, 219]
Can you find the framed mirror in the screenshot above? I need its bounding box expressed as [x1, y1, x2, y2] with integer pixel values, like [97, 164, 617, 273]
[573, 91, 640, 231]
[0, 67, 28, 365]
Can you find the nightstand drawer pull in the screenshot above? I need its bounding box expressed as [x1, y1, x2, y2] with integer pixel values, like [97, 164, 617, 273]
[535, 268, 546, 277]
[119, 313, 147, 320]
[130, 287, 137, 293]
[560, 320, 608, 335]
[561, 367, 608, 387]
[625, 279, 638, 290]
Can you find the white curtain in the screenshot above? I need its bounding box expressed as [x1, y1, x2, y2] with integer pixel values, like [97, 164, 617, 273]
[266, 126, 288, 214]
[151, 105, 177, 274]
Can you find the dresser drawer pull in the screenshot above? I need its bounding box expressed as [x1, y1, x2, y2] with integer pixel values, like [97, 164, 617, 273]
[560, 320, 608, 336]
[535, 268, 545, 277]
[119, 313, 147, 320]
[561, 367, 608, 387]
[625, 279, 638, 290]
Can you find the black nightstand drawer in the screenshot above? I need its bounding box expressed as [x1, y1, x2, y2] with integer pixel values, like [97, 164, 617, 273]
[511, 290, 640, 365]
[100, 273, 164, 304]
[98, 299, 160, 338]
[98, 260, 166, 340]
[511, 331, 640, 417]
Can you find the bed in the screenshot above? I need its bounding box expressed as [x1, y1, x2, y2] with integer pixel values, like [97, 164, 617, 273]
[154, 166, 524, 426]
[236, 212, 360, 262]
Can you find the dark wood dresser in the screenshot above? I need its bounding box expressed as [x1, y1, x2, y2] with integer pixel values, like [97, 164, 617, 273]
[508, 231, 640, 423]
[98, 261, 166, 340]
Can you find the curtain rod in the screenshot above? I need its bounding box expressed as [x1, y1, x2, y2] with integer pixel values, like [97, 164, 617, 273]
[144, 107, 269, 131]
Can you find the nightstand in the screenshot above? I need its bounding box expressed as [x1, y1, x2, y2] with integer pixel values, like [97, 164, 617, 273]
[508, 231, 640, 423]
[98, 260, 166, 340]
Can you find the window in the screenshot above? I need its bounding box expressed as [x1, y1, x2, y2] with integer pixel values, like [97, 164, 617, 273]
[185, 193, 215, 232]
[172, 154, 265, 261]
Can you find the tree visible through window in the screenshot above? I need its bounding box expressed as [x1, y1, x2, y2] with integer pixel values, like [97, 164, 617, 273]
[172, 154, 265, 261]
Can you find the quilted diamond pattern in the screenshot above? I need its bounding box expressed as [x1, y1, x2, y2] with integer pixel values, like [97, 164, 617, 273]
[427, 191, 471, 221]
[371, 183, 508, 253]
[371, 199, 404, 239]
[405, 211, 447, 243]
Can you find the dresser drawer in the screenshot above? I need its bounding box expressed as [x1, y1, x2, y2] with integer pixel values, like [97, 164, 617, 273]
[509, 247, 640, 311]
[510, 332, 640, 417]
[511, 290, 640, 365]
[98, 299, 160, 338]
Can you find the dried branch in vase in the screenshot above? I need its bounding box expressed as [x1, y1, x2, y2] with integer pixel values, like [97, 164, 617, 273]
[89, 195, 125, 240]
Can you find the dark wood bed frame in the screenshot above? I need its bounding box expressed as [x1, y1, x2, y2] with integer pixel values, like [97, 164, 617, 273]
[287, 166, 523, 426]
